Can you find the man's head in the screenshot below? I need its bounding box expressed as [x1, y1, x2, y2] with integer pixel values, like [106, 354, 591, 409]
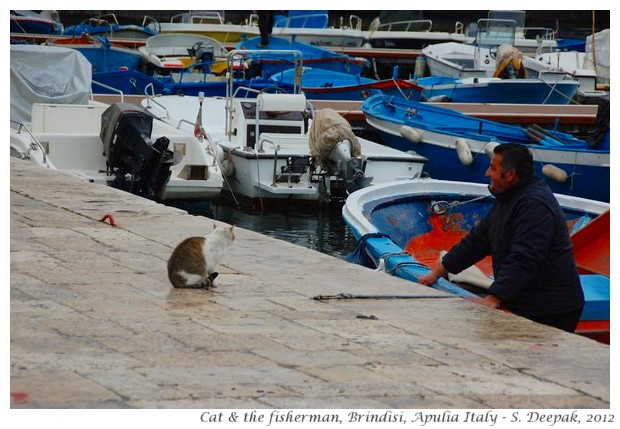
[486, 143, 534, 193]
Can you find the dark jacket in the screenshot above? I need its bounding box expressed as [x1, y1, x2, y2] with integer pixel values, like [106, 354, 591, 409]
[442, 175, 584, 317]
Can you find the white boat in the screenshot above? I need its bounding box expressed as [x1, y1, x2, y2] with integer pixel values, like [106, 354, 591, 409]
[523, 29, 610, 103]
[421, 18, 577, 99]
[149, 11, 259, 44]
[363, 18, 470, 50]
[138, 33, 231, 77]
[139, 50, 428, 209]
[10, 44, 223, 202]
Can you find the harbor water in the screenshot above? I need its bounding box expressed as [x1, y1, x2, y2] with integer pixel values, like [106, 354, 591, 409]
[168, 198, 360, 260]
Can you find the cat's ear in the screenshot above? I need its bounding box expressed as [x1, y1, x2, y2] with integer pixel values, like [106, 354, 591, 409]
[212, 224, 217, 230]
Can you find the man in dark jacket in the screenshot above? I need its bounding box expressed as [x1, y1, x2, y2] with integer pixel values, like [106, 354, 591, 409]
[419, 143, 584, 332]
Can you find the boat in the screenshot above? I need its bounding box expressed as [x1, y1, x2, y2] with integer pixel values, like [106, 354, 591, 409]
[416, 75, 578, 104]
[63, 13, 158, 41]
[269, 67, 422, 101]
[237, 36, 369, 77]
[137, 33, 230, 76]
[341, 177, 610, 343]
[138, 49, 428, 209]
[269, 10, 365, 48]
[46, 35, 143, 73]
[363, 16, 470, 50]
[523, 28, 610, 103]
[88, 34, 281, 97]
[472, 10, 558, 54]
[10, 44, 223, 202]
[422, 18, 560, 79]
[149, 10, 259, 44]
[10, 10, 63, 35]
[362, 93, 610, 202]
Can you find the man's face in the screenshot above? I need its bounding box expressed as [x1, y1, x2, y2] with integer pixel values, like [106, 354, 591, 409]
[486, 153, 515, 194]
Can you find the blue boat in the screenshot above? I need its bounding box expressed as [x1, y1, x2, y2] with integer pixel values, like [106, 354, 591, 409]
[10, 10, 63, 35]
[362, 93, 610, 202]
[237, 36, 369, 77]
[342, 178, 610, 343]
[63, 13, 158, 41]
[48, 35, 142, 73]
[269, 67, 422, 101]
[417, 75, 579, 104]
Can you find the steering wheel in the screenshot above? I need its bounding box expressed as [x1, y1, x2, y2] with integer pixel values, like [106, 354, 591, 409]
[258, 86, 289, 95]
[488, 45, 499, 59]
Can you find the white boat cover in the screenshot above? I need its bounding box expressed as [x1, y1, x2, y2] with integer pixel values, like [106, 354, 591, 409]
[308, 108, 361, 169]
[10, 44, 92, 123]
[584, 29, 610, 84]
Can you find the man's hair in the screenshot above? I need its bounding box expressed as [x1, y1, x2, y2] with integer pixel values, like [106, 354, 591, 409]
[493, 143, 534, 178]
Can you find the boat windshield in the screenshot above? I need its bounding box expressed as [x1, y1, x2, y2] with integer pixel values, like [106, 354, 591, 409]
[487, 10, 525, 28]
[475, 18, 516, 47]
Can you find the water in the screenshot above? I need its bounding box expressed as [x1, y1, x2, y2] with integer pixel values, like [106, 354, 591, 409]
[168, 198, 360, 261]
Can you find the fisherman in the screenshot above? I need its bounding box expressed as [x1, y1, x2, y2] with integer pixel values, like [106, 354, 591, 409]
[418, 143, 584, 332]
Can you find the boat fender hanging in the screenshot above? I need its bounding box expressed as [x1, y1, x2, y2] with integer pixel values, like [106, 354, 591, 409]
[542, 164, 568, 183]
[220, 156, 235, 178]
[484, 141, 500, 158]
[399, 126, 422, 143]
[455, 138, 473, 166]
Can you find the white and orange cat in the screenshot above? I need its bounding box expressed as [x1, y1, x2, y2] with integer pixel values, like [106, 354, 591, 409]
[167, 224, 235, 289]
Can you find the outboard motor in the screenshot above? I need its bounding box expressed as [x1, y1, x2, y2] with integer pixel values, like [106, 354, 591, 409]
[308, 108, 369, 194]
[190, 41, 215, 71]
[100, 103, 173, 200]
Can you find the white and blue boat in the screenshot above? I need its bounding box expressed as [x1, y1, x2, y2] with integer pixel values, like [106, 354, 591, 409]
[342, 178, 610, 343]
[63, 13, 158, 41]
[417, 75, 578, 104]
[269, 67, 422, 101]
[362, 94, 610, 202]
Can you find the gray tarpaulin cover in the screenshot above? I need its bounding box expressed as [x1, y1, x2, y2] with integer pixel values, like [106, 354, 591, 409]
[10, 44, 92, 123]
[308, 108, 361, 170]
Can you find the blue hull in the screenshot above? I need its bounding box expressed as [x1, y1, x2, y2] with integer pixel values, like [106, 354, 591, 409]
[237, 36, 368, 77]
[92, 70, 280, 97]
[363, 94, 610, 202]
[418, 76, 579, 104]
[342, 180, 610, 331]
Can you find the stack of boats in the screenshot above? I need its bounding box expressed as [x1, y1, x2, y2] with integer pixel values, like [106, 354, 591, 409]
[10, 10, 610, 343]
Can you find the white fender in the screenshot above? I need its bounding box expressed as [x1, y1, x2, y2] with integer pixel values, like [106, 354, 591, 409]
[399, 125, 422, 143]
[455, 138, 473, 166]
[220, 156, 235, 178]
[484, 141, 500, 158]
[542, 164, 568, 183]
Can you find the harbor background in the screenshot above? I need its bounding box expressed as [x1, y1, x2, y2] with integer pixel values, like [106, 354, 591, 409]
[56, 10, 610, 40]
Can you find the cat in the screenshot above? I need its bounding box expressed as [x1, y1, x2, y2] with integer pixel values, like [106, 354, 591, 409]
[167, 224, 235, 289]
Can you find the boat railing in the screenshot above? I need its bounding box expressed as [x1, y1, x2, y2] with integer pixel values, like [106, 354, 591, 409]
[10, 120, 49, 165]
[340, 15, 363, 31]
[141, 83, 170, 120]
[142, 15, 160, 33]
[257, 138, 280, 187]
[171, 11, 225, 25]
[225, 49, 303, 141]
[519, 26, 556, 41]
[454, 21, 465, 35]
[91, 79, 126, 103]
[375, 19, 433, 33]
[86, 13, 120, 27]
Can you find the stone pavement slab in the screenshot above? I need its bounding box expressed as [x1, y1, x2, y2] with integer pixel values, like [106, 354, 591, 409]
[9, 158, 610, 411]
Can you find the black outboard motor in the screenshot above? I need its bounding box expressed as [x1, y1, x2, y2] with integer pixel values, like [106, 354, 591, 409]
[100, 103, 173, 200]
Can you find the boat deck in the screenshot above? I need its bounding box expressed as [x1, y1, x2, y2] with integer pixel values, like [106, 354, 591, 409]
[10, 157, 609, 410]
